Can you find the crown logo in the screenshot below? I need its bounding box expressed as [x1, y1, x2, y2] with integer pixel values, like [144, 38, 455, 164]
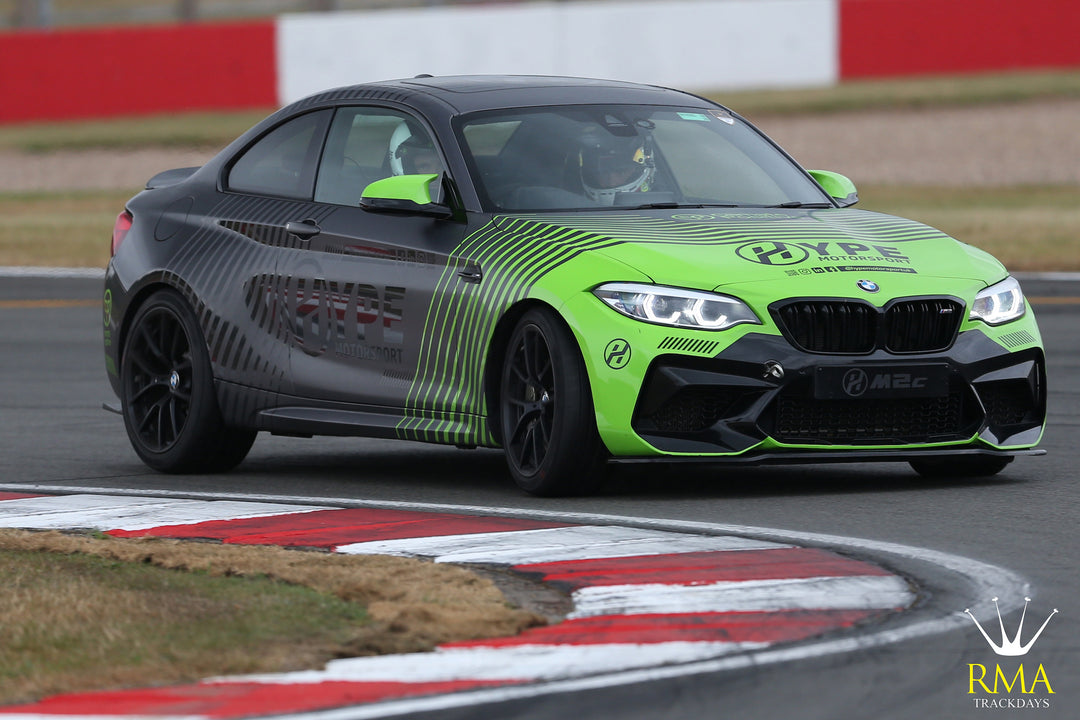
[965, 597, 1058, 657]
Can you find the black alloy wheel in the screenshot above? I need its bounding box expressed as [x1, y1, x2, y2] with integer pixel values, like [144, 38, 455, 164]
[124, 303, 191, 453]
[500, 307, 606, 496]
[121, 289, 255, 473]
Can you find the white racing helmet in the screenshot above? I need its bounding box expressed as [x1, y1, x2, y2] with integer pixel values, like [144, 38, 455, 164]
[579, 132, 654, 205]
[388, 121, 441, 176]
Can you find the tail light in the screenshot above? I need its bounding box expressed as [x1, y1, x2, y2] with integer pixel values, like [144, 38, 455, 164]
[111, 210, 133, 257]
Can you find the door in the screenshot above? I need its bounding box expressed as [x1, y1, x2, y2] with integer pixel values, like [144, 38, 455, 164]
[278, 106, 474, 412]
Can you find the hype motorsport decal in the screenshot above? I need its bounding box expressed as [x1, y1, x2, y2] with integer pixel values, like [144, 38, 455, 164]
[735, 239, 916, 275]
[965, 596, 1058, 710]
[660, 209, 937, 275]
[718, 210, 935, 275]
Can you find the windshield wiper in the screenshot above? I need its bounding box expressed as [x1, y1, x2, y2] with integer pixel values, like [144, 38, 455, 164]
[622, 202, 704, 210]
[768, 201, 833, 208]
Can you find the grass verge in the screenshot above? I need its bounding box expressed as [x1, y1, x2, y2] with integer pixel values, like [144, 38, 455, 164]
[2, 185, 1076, 271]
[0, 190, 134, 268]
[857, 185, 1080, 272]
[0, 111, 272, 153]
[0, 529, 544, 706]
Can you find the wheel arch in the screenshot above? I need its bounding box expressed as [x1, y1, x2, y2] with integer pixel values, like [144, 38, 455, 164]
[116, 278, 206, 376]
[482, 298, 585, 446]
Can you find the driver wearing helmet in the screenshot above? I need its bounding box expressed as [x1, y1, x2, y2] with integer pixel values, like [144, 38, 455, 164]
[579, 131, 655, 205]
[388, 122, 443, 176]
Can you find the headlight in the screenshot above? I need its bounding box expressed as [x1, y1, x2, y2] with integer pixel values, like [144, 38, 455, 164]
[593, 282, 759, 331]
[970, 276, 1026, 325]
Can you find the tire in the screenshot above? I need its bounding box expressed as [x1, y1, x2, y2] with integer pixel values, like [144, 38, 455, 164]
[120, 289, 256, 473]
[499, 308, 607, 496]
[909, 455, 1013, 478]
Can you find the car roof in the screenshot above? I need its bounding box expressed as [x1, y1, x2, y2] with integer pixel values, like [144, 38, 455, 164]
[287, 74, 718, 117]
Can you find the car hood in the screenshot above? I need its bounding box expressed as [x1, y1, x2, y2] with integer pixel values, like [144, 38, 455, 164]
[496, 208, 1005, 294]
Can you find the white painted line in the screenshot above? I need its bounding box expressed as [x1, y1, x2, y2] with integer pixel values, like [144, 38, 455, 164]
[219, 640, 767, 686]
[0, 494, 331, 531]
[1014, 271, 1080, 281]
[335, 525, 786, 563]
[0, 716, 196, 720]
[0, 494, 167, 528]
[0, 266, 105, 278]
[568, 575, 914, 618]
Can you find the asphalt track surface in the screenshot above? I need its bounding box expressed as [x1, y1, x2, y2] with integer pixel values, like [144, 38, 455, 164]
[1, 273, 1077, 719]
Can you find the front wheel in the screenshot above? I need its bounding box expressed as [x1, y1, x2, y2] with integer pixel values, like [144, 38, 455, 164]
[909, 455, 1013, 478]
[120, 289, 255, 473]
[499, 308, 606, 496]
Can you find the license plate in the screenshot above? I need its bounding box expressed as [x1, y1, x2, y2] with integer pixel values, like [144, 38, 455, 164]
[814, 365, 950, 400]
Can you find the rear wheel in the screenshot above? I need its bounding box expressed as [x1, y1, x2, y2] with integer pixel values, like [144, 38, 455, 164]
[499, 308, 606, 496]
[120, 289, 255, 473]
[909, 455, 1013, 478]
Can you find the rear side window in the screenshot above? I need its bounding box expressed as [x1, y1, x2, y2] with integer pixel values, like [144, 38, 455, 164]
[227, 110, 331, 199]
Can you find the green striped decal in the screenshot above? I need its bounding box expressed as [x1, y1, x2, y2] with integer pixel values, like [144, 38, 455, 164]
[396, 217, 623, 445]
[508, 210, 948, 246]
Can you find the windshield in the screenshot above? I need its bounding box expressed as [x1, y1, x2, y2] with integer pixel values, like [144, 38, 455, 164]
[457, 104, 830, 212]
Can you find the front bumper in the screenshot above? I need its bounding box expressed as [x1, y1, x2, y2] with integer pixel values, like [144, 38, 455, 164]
[629, 330, 1045, 457]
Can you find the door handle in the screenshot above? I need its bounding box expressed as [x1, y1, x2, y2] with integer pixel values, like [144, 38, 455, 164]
[285, 219, 321, 239]
[457, 265, 483, 284]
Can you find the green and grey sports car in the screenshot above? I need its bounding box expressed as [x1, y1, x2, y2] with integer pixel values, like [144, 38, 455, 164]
[103, 75, 1045, 495]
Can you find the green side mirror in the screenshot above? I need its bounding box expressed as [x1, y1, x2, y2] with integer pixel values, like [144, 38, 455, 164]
[808, 169, 858, 207]
[360, 173, 452, 218]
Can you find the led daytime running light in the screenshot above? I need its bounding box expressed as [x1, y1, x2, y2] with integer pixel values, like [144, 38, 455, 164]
[594, 282, 758, 331]
[970, 276, 1026, 326]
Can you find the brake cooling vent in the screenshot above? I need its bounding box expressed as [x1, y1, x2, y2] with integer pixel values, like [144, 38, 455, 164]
[658, 337, 721, 355]
[637, 387, 742, 433]
[978, 379, 1038, 426]
[773, 298, 962, 354]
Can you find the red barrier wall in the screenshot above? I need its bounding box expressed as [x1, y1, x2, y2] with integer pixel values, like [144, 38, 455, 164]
[2, 2, 1079, 124]
[0, 21, 275, 123]
[840, 0, 1080, 78]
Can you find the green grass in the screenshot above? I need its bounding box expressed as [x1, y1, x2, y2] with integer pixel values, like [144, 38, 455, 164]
[0, 110, 272, 153]
[0, 548, 369, 704]
[0, 190, 133, 268]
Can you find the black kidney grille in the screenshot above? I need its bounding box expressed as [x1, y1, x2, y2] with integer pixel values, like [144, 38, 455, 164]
[885, 299, 963, 352]
[776, 301, 877, 353]
[775, 298, 962, 354]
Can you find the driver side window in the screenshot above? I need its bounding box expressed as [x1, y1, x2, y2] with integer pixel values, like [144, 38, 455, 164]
[315, 107, 444, 206]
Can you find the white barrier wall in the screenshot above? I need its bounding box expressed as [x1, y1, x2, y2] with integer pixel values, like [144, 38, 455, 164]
[277, 0, 837, 104]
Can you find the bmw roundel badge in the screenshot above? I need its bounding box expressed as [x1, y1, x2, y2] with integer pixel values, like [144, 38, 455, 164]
[857, 279, 880, 293]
